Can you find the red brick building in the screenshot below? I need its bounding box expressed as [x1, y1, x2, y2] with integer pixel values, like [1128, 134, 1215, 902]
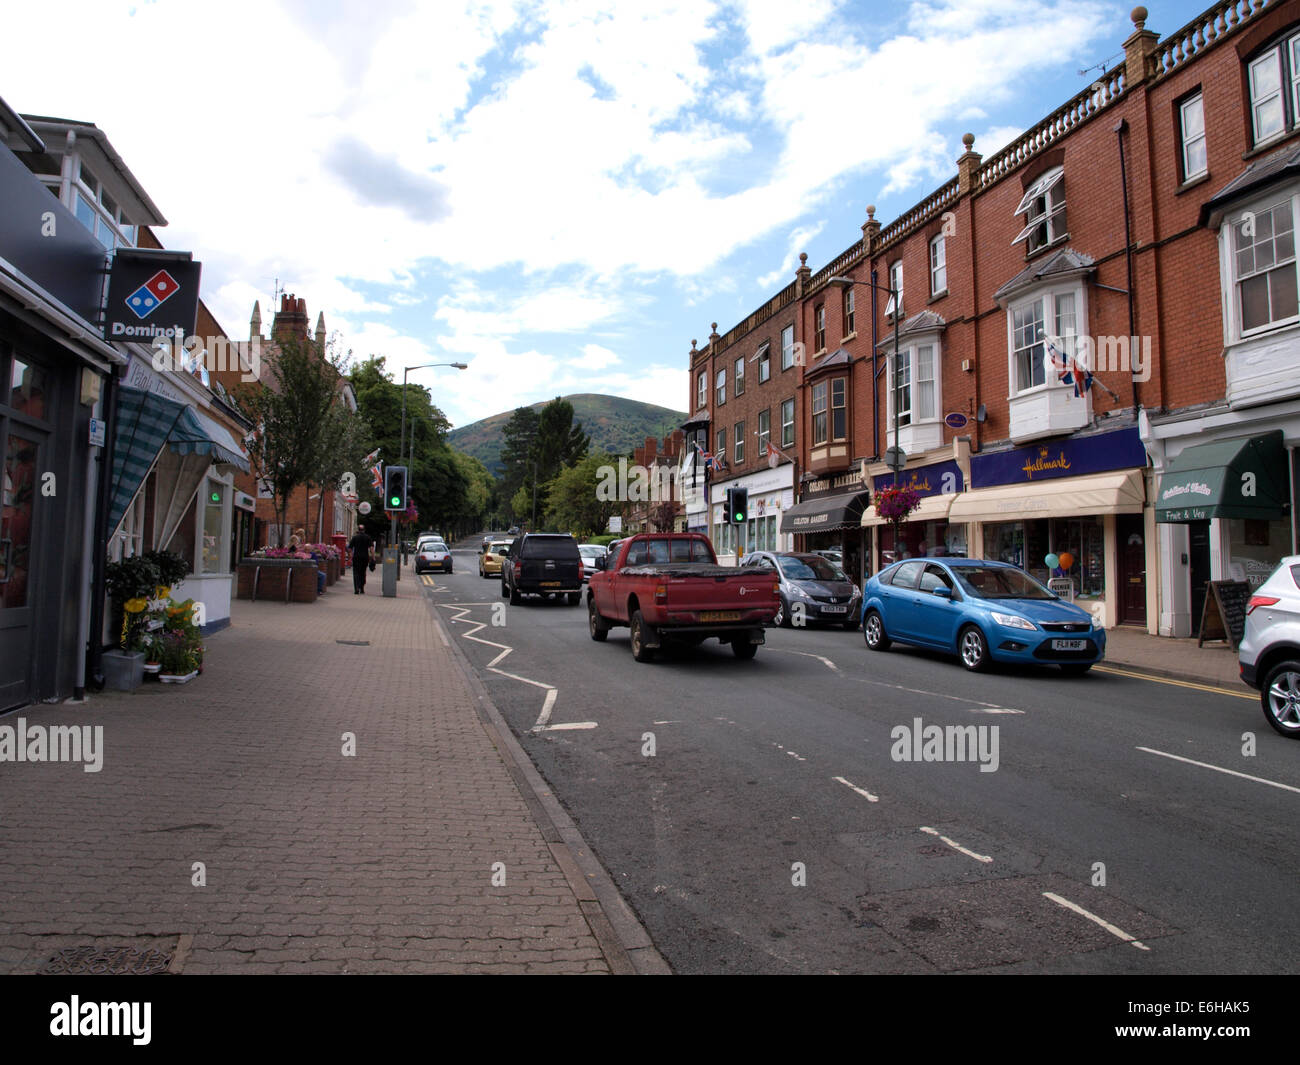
[690, 0, 1300, 635]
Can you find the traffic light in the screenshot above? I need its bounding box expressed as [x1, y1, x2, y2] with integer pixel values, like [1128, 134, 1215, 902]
[728, 487, 748, 524]
[384, 465, 408, 511]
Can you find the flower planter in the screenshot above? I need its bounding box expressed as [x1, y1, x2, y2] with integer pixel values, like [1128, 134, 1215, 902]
[236, 558, 319, 602]
[143, 662, 162, 674]
[159, 670, 199, 684]
[326, 557, 339, 585]
[102, 649, 145, 691]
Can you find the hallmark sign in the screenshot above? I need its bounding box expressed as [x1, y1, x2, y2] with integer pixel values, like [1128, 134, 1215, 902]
[103, 250, 201, 342]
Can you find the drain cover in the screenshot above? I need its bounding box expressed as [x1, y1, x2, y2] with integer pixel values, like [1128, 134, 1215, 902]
[40, 945, 174, 976]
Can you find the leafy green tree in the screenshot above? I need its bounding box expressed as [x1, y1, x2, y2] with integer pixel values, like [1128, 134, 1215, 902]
[544, 453, 618, 538]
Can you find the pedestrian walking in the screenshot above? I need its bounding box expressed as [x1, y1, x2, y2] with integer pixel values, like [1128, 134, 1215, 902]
[349, 526, 374, 594]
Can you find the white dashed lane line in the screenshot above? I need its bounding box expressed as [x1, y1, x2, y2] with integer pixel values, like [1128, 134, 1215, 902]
[1137, 747, 1300, 795]
[1042, 891, 1150, 951]
[832, 776, 879, 803]
[918, 826, 993, 864]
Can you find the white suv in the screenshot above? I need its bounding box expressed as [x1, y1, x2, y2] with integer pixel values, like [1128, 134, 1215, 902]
[1240, 555, 1300, 738]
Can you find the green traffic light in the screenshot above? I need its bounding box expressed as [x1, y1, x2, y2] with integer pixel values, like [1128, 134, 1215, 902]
[390, 497, 400, 508]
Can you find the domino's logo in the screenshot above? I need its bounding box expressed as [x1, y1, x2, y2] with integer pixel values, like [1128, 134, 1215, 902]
[126, 270, 180, 319]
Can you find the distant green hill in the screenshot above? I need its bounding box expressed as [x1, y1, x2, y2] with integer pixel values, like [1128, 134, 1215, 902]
[448, 394, 687, 474]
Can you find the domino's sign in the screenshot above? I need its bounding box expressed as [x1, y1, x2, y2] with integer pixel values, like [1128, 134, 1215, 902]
[104, 249, 201, 342]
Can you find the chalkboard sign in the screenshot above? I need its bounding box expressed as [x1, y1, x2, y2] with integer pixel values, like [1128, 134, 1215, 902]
[1198, 580, 1251, 649]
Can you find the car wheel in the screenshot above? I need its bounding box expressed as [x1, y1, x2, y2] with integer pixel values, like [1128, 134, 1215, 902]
[1262, 660, 1300, 738]
[1059, 663, 1092, 677]
[509, 582, 521, 605]
[588, 598, 609, 642]
[959, 625, 990, 672]
[772, 597, 789, 628]
[630, 610, 655, 663]
[842, 613, 860, 632]
[863, 610, 890, 652]
[731, 637, 758, 660]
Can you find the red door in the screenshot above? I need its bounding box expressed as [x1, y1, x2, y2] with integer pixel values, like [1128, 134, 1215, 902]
[1117, 514, 1146, 626]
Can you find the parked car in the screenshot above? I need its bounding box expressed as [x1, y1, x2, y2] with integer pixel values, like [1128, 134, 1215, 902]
[742, 551, 861, 630]
[502, 533, 583, 604]
[415, 537, 452, 574]
[1239, 555, 1300, 738]
[587, 533, 779, 661]
[577, 543, 607, 582]
[479, 539, 514, 579]
[860, 558, 1105, 674]
[812, 548, 843, 566]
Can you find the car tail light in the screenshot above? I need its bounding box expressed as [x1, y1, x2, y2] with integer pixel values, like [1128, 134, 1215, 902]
[772, 582, 780, 600]
[578, 560, 584, 580]
[654, 583, 667, 605]
[1247, 595, 1280, 615]
[514, 561, 521, 578]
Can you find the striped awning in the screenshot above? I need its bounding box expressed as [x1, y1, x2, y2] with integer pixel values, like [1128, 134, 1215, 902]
[108, 387, 189, 536]
[169, 405, 250, 470]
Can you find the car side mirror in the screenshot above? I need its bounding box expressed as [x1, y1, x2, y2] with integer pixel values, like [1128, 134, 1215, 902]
[932, 586, 952, 598]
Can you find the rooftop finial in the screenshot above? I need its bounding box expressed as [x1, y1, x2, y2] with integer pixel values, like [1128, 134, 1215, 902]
[1131, 5, 1147, 29]
[866, 205, 875, 220]
[962, 132, 975, 150]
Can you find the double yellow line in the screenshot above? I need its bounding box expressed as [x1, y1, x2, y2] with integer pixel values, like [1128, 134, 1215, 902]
[1093, 664, 1255, 700]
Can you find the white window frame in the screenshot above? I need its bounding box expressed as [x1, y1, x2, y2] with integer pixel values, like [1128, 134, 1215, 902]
[696, 371, 706, 410]
[814, 305, 826, 352]
[1004, 280, 1088, 397]
[734, 355, 745, 397]
[1219, 190, 1300, 343]
[889, 339, 941, 429]
[781, 325, 795, 370]
[757, 408, 771, 454]
[1180, 93, 1207, 182]
[1012, 166, 1066, 253]
[842, 287, 855, 337]
[781, 397, 794, 448]
[886, 261, 903, 318]
[715, 367, 726, 406]
[733, 420, 745, 464]
[930, 234, 947, 295]
[1247, 41, 1297, 145]
[757, 343, 771, 383]
[812, 381, 828, 446]
[110, 487, 148, 562]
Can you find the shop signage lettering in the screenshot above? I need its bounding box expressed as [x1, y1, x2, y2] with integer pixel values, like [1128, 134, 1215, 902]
[1162, 507, 1210, 522]
[971, 427, 1146, 488]
[1161, 481, 1213, 500]
[873, 460, 963, 497]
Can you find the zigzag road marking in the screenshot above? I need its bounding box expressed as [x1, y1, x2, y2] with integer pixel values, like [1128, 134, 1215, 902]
[440, 603, 595, 733]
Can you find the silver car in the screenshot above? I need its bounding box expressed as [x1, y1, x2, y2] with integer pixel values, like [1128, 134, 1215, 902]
[1240, 555, 1300, 738]
[742, 551, 861, 630]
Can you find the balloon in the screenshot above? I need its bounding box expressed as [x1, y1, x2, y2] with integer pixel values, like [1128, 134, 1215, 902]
[1058, 552, 1074, 570]
[1044, 553, 1060, 569]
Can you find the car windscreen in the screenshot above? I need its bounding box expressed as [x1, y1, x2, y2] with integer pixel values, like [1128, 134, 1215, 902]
[777, 555, 845, 582]
[953, 566, 1055, 600]
[521, 536, 578, 560]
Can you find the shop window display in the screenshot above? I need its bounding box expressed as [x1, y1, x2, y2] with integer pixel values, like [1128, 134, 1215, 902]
[983, 517, 1104, 598]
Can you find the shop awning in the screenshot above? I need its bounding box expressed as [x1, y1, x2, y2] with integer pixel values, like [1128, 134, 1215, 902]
[780, 490, 869, 533]
[862, 493, 957, 527]
[1155, 431, 1287, 523]
[108, 387, 251, 536]
[168, 406, 250, 471]
[948, 470, 1145, 524]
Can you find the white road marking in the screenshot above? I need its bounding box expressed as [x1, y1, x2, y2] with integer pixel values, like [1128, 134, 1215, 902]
[969, 708, 1024, 715]
[767, 648, 840, 672]
[1042, 891, 1150, 951]
[653, 720, 683, 725]
[1137, 747, 1300, 795]
[918, 826, 993, 863]
[442, 603, 593, 733]
[832, 776, 879, 802]
[786, 750, 806, 761]
[540, 722, 599, 731]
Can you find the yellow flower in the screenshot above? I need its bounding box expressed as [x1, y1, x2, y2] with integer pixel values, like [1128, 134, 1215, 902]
[124, 598, 148, 614]
[156, 586, 171, 599]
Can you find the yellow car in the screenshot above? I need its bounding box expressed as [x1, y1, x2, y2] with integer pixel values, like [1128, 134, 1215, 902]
[478, 539, 513, 578]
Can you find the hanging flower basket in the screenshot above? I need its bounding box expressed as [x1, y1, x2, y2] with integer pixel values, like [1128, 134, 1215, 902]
[874, 484, 923, 523]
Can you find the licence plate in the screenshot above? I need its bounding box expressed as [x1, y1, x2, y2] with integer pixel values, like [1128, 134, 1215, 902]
[821, 605, 847, 614]
[1052, 639, 1087, 650]
[699, 611, 741, 622]
[540, 581, 561, 587]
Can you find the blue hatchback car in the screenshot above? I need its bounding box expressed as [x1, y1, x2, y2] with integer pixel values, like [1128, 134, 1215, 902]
[861, 558, 1105, 674]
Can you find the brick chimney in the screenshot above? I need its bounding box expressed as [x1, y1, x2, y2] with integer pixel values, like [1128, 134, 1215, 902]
[272, 293, 309, 344]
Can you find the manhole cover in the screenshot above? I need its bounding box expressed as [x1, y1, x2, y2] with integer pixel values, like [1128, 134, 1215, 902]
[40, 946, 174, 975]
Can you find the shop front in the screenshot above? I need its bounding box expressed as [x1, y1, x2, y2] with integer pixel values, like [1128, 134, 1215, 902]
[947, 426, 1150, 629]
[779, 483, 870, 584]
[1153, 429, 1292, 635]
[863, 459, 966, 569]
[711, 460, 796, 562]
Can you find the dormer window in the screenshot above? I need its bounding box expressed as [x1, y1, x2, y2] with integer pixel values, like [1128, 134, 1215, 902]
[1013, 166, 1066, 253]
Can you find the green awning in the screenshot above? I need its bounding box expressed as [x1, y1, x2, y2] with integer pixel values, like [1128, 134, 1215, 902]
[108, 387, 189, 536]
[1155, 431, 1288, 523]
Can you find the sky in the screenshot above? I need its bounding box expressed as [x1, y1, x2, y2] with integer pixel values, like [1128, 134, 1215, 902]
[6, 0, 1211, 431]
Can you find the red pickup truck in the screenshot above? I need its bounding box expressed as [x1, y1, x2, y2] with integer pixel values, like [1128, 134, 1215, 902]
[586, 533, 780, 661]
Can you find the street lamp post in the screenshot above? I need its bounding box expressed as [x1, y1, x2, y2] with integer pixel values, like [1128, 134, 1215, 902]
[828, 275, 902, 485]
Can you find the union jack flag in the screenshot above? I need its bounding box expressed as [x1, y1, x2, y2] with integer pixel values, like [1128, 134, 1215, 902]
[362, 447, 381, 467]
[370, 464, 383, 492]
[1045, 336, 1093, 399]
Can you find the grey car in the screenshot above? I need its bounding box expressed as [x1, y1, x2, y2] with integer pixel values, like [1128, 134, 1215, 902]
[1240, 555, 1300, 738]
[743, 551, 862, 630]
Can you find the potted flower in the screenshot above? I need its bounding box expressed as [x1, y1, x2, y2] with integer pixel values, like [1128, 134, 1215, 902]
[103, 555, 161, 690]
[156, 631, 200, 683]
[874, 483, 923, 561]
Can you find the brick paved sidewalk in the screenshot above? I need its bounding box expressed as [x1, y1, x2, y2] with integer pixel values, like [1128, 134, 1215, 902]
[1102, 626, 1244, 690]
[0, 579, 643, 974]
